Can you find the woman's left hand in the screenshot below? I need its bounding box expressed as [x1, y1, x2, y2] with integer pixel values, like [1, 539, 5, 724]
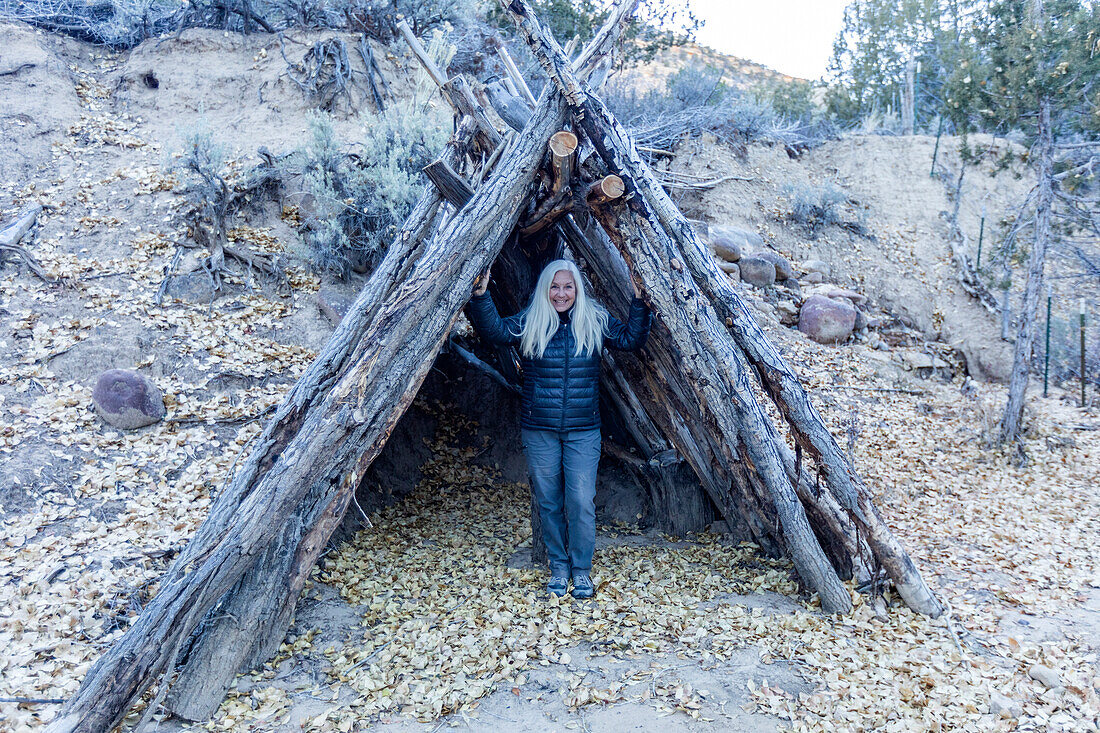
[632, 278, 642, 298]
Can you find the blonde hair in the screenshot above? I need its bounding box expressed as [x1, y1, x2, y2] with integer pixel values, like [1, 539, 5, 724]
[516, 260, 609, 359]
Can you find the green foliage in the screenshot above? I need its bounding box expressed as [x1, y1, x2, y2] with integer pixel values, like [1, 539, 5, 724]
[297, 102, 448, 277]
[825, 0, 981, 128]
[755, 78, 816, 123]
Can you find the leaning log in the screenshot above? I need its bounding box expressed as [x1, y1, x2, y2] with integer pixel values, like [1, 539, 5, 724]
[502, 0, 941, 617]
[47, 92, 567, 733]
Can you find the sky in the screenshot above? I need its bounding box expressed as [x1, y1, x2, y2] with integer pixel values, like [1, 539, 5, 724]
[689, 0, 851, 81]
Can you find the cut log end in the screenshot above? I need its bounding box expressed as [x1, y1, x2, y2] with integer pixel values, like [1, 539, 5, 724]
[586, 175, 625, 206]
[549, 130, 579, 158]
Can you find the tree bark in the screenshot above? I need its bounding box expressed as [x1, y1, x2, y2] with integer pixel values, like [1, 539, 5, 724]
[1001, 95, 1054, 445]
[47, 91, 566, 733]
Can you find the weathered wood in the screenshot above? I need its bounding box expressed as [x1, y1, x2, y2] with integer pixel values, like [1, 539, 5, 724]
[549, 130, 578, 193]
[396, 20, 447, 87]
[504, 0, 942, 617]
[486, 80, 533, 132]
[48, 93, 566, 732]
[586, 175, 625, 206]
[498, 44, 536, 104]
[0, 204, 40, 247]
[157, 120, 479, 723]
[442, 75, 504, 150]
[423, 160, 475, 209]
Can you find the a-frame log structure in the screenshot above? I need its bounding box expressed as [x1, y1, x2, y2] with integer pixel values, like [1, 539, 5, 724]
[46, 2, 942, 730]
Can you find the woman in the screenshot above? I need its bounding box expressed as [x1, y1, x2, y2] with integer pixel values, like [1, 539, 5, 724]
[467, 260, 651, 599]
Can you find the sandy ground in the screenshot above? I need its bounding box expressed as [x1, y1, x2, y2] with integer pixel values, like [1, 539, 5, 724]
[1, 21, 1098, 733]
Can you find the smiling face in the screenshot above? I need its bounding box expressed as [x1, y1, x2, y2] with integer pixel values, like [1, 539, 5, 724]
[549, 269, 576, 313]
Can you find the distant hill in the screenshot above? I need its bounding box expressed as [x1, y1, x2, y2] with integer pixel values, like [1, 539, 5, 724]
[621, 42, 801, 92]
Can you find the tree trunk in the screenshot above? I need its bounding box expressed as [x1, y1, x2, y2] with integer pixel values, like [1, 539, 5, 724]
[1001, 95, 1054, 445]
[47, 90, 567, 733]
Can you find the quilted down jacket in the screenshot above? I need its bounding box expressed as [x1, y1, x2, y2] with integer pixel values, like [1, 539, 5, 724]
[467, 292, 651, 431]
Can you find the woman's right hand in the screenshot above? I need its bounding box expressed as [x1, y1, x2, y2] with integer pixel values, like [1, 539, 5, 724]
[473, 268, 490, 296]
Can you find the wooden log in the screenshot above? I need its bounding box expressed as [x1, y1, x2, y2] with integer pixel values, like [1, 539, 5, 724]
[586, 175, 625, 206]
[486, 80, 533, 132]
[549, 130, 578, 193]
[396, 20, 447, 87]
[158, 118, 479, 722]
[497, 44, 536, 104]
[503, 0, 944, 616]
[423, 159, 475, 209]
[48, 93, 567, 733]
[0, 204, 41, 247]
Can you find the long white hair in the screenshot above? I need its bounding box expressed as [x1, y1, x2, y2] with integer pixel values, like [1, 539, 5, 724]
[516, 259, 609, 359]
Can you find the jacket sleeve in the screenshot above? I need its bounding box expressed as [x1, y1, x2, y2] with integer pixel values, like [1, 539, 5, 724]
[604, 297, 652, 351]
[466, 292, 522, 347]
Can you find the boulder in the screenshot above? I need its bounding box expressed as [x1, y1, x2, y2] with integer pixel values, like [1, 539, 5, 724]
[755, 251, 794, 281]
[718, 260, 740, 275]
[92, 370, 166, 430]
[777, 300, 800, 326]
[778, 278, 802, 298]
[709, 225, 763, 260]
[801, 259, 831, 278]
[739, 256, 777, 288]
[725, 264, 740, 283]
[710, 236, 741, 263]
[896, 349, 953, 379]
[804, 271, 824, 284]
[798, 294, 856, 344]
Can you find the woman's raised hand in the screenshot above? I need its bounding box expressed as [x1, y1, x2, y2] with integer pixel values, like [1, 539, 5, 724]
[632, 276, 643, 299]
[473, 268, 491, 296]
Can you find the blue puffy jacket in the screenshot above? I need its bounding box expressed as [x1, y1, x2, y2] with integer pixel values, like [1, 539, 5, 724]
[467, 292, 651, 431]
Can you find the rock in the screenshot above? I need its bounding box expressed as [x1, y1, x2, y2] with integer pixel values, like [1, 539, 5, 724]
[824, 286, 867, 305]
[710, 237, 741, 263]
[709, 225, 763, 260]
[317, 281, 362, 325]
[755, 251, 794, 281]
[989, 692, 1022, 719]
[801, 259, 831, 278]
[854, 308, 868, 331]
[725, 265, 740, 283]
[778, 278, 802, 298]
[1028, 665, 1062, 689]
[897, 349, 953, 378]
[739, 256, 777, 288]
[718, 260, 740, 275]
[92, 369, 166, 430]
[804, 271, 824, 284]
[777, 300, 800, 326]
[798, 294, 856, 344]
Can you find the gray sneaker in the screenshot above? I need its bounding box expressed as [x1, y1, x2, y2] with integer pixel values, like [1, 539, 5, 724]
[571, 574, 594, 599]
[547, 576, 569, 597]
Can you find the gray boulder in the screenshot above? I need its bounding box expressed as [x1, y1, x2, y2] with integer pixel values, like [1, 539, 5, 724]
[738, 256, 776, 288]
[755, 251, 794, 281]
[804, 271, 824, 284]
[93, 369, 166, 430]
[718, 260, 740, 275]
[709, 226, 763, 262]
[798, 294, 856, 344]
[801, 259, 831, 278]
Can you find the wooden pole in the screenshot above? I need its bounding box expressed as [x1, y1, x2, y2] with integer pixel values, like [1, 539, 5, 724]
[1044, 287, 1052, 397]
[1082, 299, 1087, 408]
